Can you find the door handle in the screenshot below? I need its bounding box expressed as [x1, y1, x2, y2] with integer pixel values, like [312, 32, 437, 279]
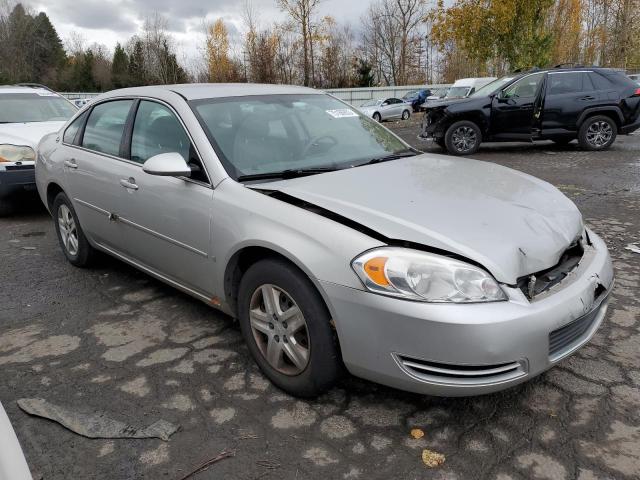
[64, 158, 77, 169]
[120, 178, 139, 190]
[580, 96, 595, 101]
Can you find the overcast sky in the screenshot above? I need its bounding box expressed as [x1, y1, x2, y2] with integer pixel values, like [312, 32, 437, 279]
[26, 0, 373, 63]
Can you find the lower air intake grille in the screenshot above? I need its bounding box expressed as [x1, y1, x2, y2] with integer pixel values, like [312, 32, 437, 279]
[395, 355, 526, 385]
[549, 299, 607, 358]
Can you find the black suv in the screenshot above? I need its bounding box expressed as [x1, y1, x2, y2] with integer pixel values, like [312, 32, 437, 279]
[421, 66, 640, 155]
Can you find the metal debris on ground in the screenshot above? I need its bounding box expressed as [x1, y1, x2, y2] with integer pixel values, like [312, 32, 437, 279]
[17, 398, 179, 441]
[410, 428, 425, 439]
[625, 243, 640, 254]
[177, 449, 235, 480]
[421, 448, 445, 468]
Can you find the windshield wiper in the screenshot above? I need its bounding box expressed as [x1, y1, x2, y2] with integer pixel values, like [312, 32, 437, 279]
[237, 167, 338, 182]
[358, 148, 420, 166]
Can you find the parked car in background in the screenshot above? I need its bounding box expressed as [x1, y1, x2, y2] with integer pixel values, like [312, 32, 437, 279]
[37, 84, 613, 398]
[425, 87, 448, 101]
[359, 97, 411, 121]
[442, 77, 497, 99]
[421, 66, 640, 155]
[73, 98, 92, 108]
[402, 89, 431, 112]
[628, 73, 640, 86]
[0, 85, 76, 215]
[0, 402, 32, 480]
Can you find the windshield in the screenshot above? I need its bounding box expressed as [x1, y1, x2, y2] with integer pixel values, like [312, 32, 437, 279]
[361, 99, 382, 107]
[191, 94, 410, 180]
[471, 77, 515, 97]
[0, 93, 77, 123]
[445, 87, 471, 98]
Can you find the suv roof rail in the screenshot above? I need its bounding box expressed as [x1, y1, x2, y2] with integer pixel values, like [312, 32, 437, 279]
[14, 83, 56, 93]
[552, 63, 588, 69]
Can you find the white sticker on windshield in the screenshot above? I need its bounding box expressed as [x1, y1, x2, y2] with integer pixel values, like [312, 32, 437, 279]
[326, 108, 358, 118]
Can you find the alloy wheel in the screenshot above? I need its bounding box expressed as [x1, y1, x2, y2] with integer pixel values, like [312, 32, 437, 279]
[451, 126, 477, 153]
[57, 204, 79, 256]
[586, 121, 613, 148]
[249, 284, 310, 375]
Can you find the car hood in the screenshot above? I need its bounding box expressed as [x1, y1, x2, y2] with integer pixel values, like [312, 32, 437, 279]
[424, 97, 477, 109]
[0, 121, 65, 149]
[254, 154, 583, 284]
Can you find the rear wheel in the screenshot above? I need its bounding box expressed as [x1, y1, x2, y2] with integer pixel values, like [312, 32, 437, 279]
[578, 115, 617, 151]
[401, 109, 410, 120]
[237, 258, 341, 397]
[52, 192, 97, 267]
[444, 120, 481, 155]
[373, 112, 381, 122]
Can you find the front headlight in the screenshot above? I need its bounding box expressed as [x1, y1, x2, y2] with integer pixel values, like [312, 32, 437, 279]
[352, 247, 507, 303]
[0, 145, 36, 163]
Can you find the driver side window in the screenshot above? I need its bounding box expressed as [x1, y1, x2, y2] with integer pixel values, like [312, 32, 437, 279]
[503, 73, 544, 99]
[131, 101, 208, 184]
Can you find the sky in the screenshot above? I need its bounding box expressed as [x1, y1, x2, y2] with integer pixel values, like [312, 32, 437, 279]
[25, 0, 373, 63]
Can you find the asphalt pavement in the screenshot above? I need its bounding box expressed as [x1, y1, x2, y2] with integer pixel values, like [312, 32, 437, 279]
[1, 121, 639, 479]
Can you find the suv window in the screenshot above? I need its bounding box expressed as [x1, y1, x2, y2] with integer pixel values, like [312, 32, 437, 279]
[503, 72, 544, 99]
[82, 100, 133, 156]
[131, 101, 208, 183]
[63, 112, 87, 145]
[589, 72, 613, 90]
[548, 72, 594, 95]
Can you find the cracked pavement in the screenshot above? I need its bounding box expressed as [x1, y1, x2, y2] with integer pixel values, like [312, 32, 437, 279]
[1, 123, 639, 480]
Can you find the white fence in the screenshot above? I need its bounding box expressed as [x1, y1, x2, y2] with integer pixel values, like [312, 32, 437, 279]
[61, 84, 451, 106]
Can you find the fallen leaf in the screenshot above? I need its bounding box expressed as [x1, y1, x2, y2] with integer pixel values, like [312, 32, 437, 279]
[410, 428, 424, 439]
[421, 449, 445, 468]
[625, 244, 640, 254]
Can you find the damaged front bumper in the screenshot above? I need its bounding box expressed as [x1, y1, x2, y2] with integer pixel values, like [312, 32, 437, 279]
[321, 228, 613, 397]
[419, 108, 448, 140]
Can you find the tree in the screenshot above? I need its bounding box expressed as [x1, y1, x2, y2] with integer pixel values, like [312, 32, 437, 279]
[111, 43, 129, 88]
[206, 19, 240, 82]
[127, 39, 145, 86]
[356, 58, 375, 87]
[276, 0, 322, 86]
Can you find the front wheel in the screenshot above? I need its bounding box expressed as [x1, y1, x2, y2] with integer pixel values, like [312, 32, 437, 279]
[444, 120, 481, 155]
[372, 112, 381, 122]
[52, 192, 97, 267]
[237, 258, 341, 397]
[578, 115, 617, 150]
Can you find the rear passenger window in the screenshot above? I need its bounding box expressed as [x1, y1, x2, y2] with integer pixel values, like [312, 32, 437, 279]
[589, 72, 613, 90]
[63, 112, 87, 145]
[82, 100, 133, 156]
[548, 72, 593, 95]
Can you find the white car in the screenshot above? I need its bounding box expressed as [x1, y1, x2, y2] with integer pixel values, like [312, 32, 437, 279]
[358, 98, 411, 122]
[0, 402, 32, 480]
[0, 85, 77, 215]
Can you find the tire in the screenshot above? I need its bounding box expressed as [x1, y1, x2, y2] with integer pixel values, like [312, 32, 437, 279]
[373, 112, 381, 122]
[401, 109, 410, 120]
[237, 258, 341, 397]
[578, 115, 617, 151]
[444, 120, 481, 155]
[52, 192, 97, 267]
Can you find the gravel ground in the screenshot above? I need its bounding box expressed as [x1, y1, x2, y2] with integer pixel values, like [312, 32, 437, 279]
[1, 119, 639, 480]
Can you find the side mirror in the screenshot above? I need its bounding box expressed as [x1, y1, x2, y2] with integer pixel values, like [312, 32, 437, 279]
[143, 152, 191, 177]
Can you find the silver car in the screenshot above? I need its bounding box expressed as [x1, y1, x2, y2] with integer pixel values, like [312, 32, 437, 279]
[36, 84, 613, 397]
[358, 97, 411, 122]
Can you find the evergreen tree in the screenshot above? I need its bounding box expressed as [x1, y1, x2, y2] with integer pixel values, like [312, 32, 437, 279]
[111, 43, 129, 88]
[356, 58, 374, 87]
[33, 12, 66, 88]
[128, 40, 145, 86]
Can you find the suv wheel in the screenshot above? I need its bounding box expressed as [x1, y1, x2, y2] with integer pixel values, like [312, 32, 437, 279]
[445, 120, 481, 155]
[237, 258, 341, 397]
[52, 192, 97, 267]
[401, 109, 410, 120]
[578, 115, 617, 151]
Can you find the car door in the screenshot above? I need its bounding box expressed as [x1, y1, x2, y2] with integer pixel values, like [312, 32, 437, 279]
[541, 71, 599, 133]
[491, 72, 545, 139]
[388, 98, 404, 118]
[116, 99, 215, 296]
[61, 99, 134, 251]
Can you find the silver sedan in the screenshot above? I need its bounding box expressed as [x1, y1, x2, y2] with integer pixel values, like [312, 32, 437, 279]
[36, 84, 613, 397]
[358, 97, 411, 122]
